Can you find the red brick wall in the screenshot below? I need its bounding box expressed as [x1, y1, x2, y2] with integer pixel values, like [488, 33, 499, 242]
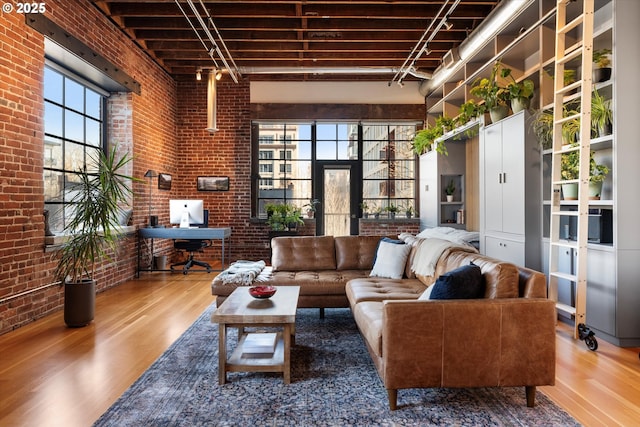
[359, 219, 421, 236]
[0, 0, 177, 334]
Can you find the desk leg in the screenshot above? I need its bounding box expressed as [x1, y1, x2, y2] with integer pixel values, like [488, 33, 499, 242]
[218, 323, 227, 385]
[283, 323, 292, 384]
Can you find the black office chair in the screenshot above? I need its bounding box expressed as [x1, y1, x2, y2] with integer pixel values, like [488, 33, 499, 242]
[170, 210, 212, 274]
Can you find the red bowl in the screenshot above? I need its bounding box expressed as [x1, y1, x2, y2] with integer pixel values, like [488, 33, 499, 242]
[248, 285, 277, 299]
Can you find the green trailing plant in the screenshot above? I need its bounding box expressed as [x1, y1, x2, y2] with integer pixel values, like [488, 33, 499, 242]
[562, 107, 581, 145]
[55, 146, 137, 283]
[456, 100, 481, 126]
[435, 115, 455, 133]
[412, 124, 444, 155]
[593, 48, 612, 68]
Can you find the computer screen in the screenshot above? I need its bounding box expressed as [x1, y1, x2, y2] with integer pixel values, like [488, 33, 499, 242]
[169, 200, 205, 227]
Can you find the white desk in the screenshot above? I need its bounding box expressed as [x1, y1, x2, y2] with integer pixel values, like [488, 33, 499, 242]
[137, 227, 231, 275]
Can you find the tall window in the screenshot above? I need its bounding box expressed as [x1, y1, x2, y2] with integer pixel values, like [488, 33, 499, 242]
[255, 123, 312, 214]
[362, 123, 416, 214]
[43, 64, 106, 233]
[254, 122, 417, 217]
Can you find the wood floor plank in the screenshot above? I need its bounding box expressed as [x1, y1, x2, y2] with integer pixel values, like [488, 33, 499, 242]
[1, 271, 640, 426]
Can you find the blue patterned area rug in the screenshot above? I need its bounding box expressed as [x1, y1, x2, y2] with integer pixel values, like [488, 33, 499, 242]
[94, 304, 580, 426]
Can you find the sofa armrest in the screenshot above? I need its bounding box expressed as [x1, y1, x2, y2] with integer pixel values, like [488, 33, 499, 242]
[381, 298, 556, 390]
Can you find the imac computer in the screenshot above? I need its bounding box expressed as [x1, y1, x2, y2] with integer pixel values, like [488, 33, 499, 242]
[169, 200, 205, 228]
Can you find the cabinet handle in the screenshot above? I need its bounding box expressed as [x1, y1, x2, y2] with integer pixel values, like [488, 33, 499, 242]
[503, 173, 506, 183]
[499, 173, 502, 184]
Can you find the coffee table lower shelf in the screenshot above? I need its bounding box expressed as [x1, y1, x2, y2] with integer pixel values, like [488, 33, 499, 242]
[218, 324, 293, 385]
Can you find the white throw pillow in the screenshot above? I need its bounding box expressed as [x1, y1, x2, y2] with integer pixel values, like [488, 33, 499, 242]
[369, 240, 412, 279]
[418, 284, 435, 300]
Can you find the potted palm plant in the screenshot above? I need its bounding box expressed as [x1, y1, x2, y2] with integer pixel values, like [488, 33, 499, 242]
[55, 146, 136, 327]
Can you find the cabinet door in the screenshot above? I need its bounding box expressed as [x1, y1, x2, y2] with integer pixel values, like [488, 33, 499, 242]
[500, 114, 526, 235]
[484, 236, 525, 266]
[586, 249, 616, 336]
[420, 152, 438, 228]
[483, 124, 503, 233]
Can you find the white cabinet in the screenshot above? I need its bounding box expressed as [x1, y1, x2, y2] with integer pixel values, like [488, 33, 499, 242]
[480, 111, 541, 269]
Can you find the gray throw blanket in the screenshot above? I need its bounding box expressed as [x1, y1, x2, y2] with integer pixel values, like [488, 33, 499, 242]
[216, 260, 266, 285]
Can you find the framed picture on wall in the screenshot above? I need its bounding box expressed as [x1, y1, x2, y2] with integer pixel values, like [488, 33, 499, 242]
[197, 176, 229, 191]
[158, 173, 172, 190]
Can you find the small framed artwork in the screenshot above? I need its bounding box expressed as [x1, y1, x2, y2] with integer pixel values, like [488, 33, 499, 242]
[158, 173, 172, 190]
[197, 176, 229, 191]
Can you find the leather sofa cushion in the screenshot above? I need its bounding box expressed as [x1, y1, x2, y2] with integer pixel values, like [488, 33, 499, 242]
[334, 235, 381, 270]
[346, 278, 426, 306]
[271, 235, 337, 272]
[352, 301, 384, 357]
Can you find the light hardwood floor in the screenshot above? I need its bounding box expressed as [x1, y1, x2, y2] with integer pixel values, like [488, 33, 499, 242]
[1, 270, 639, 427]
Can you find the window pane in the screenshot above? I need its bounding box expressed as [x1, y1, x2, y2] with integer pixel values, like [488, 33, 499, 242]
[389, 160, 415, 179]
[44, 136, 63, 169]
[363, 160, 388, 179]
[64, 141, 84, 172]
[86, 147, 101, 173]
[85, 89, 101, 119]
[316, 124, 336, 141]
[64, 78, 84, 112]
[44, 103, 63, 136]
[316, 140, 336, 160]
[292, 160, 312, 179]
[43, 171, 63, 202]
[296, 140, 312, 160]
[86, 118, 100, 147]
[65, 110, 84, 142]
[44, 68, 62, 104]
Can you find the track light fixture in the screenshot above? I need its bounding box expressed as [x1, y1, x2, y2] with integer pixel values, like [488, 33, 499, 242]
[215, 70, 223, 80]
[196, 69, 202, 80]
[444, 18, 453, 30]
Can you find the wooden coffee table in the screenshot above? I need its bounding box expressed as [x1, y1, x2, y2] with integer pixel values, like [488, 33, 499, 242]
[211, 286, 300, 384]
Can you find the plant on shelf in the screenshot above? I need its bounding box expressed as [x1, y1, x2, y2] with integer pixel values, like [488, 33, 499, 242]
[593, 48, 612, 83]
[445, 179, 456, 202]
[412, 124, 444, 156]
[531, 109, 554, 149]
[562, 107, 581, 145]
[303, 198, 320, 218]
[502, 67, 535, 113]
[385, 203, 399, 219]
[455, 100, 481, 127]
[591, 88, 613, 137]
[405, 204, 414, 219]
[55, 146, 136, 327]
[360, 201, 369, 218]
[470, 61, 510, 123]
[435, 114, 455, 134]
[266, 204, 304, 231]
[560, 145, 609, 200]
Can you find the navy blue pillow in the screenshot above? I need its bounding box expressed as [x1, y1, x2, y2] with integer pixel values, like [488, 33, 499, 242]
[429, 262, 485, 300]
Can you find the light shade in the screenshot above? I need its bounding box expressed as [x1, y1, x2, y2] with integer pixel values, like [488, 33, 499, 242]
[144, 170, 158, 178]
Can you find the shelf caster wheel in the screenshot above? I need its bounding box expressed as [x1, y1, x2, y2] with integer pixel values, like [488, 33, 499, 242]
[578, 323, 598, 352]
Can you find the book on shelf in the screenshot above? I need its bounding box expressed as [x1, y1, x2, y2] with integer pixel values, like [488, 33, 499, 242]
[242, 332, 277, 356]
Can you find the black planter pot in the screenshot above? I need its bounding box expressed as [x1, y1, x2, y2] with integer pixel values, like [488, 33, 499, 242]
[593, 67, 611, 83]
[64, 279, 96, 327]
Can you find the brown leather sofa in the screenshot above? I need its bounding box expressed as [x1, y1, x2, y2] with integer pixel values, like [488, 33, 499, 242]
[211, 235, 385, 312]
[211, 235, 556, 409]
[346, 246, 556, 410]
